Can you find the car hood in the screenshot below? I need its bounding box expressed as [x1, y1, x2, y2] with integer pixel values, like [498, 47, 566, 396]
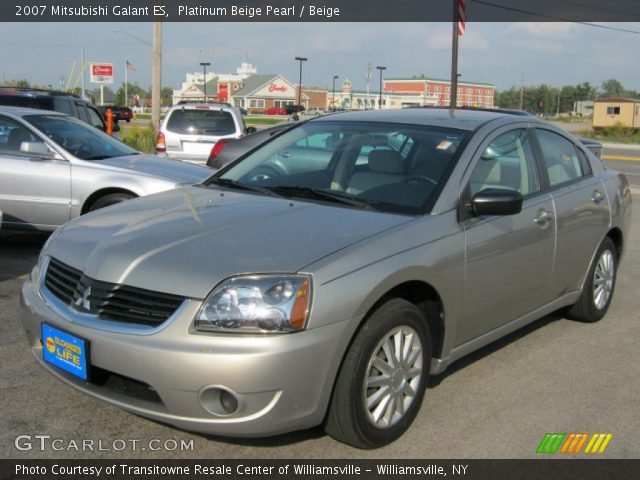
[46, 187, 412, 299]
[97, 154, 212, 184]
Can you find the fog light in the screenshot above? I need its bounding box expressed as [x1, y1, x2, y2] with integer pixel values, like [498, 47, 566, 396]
[200, 387, 239, 416]
[220, 390, 239, 414]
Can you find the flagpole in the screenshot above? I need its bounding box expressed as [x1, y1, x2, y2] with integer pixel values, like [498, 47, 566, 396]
[450, 0, 459, 108]
[124, 58, 128, 107]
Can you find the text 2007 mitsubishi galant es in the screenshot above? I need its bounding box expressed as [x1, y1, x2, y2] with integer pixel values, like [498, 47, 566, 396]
[21, 109, 631, 448]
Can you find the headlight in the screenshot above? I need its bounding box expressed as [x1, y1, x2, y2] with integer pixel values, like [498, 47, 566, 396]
[195, 275, 312, 334]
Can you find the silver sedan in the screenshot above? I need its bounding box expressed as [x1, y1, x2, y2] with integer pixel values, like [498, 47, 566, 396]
[20, 108, 631, 448]
[0, 106, 212, 231]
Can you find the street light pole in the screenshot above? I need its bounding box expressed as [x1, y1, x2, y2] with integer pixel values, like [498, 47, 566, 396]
[332, 75, 338, 110]
[376, 66, 386, 110]
[199, 62, 211, 103]
[295, 56, 307, 111]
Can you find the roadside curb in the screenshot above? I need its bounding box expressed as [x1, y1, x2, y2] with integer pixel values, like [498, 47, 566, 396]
[602, 142, 640, 150]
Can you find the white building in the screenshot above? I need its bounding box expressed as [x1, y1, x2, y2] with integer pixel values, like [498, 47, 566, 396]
[172, 62, 257, 105]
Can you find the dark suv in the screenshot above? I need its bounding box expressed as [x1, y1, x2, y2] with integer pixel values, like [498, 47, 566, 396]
[0, 88, 111, 132]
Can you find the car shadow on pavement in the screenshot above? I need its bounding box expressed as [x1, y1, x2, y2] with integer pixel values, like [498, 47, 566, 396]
[427, 312, 564, 388]
[0, 231, 49, 281]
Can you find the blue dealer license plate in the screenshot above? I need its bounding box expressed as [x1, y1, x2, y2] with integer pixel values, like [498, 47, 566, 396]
[42, 323, 89, 381]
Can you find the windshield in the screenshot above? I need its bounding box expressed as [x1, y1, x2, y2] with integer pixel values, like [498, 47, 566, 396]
[210, 121, 468, 215]
[167, 108, 237, 135]
[24, 114, 138, 160]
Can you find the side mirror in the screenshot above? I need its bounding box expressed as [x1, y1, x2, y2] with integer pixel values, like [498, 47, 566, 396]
[471, 188, 523, 216]
[246, 126, 257, 134]
[20, 141, 57, 159]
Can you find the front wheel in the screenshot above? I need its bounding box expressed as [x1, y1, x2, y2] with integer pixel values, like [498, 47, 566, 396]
[325, 298, 431, 449]
[566, 237, 618, 322]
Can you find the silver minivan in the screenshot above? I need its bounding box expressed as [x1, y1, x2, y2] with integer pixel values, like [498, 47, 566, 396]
[156, 103, 250, 164]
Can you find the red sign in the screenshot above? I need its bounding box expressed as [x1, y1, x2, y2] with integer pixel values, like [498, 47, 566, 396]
[268, 83, 287, 93]
[218, 84, 229, 102]
[89, 63, 114, 84]
[92, 64, 113, 76]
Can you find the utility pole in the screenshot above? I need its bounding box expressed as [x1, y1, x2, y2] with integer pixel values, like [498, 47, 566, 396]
[332, 75, 338, 110]
[81, 48, 85, 99]
[295, 56, 307, 110]
[376, 66, 386, 110]
[450, 0, 459, 108]
[200, 62, 210, 102]
[366, 62, 372, 109]
[151, 21, 162, 132]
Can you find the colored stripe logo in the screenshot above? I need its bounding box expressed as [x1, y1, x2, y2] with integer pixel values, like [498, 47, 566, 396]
[537, 433, 612, 454]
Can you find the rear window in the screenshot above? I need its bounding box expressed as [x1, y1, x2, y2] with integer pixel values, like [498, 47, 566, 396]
[166, 109, 237, 135]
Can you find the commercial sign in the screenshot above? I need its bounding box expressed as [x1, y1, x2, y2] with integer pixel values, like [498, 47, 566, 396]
[254, 77, 296, 98]
[90, 63, 114, 84]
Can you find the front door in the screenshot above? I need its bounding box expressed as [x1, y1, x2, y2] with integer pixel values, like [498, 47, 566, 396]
[0, 115, 70, 228]
[457, 128, 555, 345]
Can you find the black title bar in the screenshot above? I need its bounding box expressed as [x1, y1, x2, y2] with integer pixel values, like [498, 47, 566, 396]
[3, 0, 640, 22]
[3, 459, 640, 480]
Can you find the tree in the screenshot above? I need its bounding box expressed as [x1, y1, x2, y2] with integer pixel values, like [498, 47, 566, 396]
[600, 78, 625, 97]
[161, 87, 174, 106]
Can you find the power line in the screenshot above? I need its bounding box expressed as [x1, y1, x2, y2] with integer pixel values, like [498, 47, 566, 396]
[471, 0, 640, 35]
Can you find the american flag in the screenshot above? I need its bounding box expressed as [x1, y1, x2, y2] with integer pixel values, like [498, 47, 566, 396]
[126, 60, 137, 72]
[457, 0, 466, 36]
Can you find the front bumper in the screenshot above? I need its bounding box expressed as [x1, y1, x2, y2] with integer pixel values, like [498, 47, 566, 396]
[20, 278, 354, 437]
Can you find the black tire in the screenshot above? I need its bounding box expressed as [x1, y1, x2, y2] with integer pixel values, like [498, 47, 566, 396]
[325, 298, 431, 449]
[566, 237, 617, 322]
[87, 193, 135, 212]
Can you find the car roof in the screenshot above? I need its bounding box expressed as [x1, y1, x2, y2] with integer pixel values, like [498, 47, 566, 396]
[315, 107, 534, 131]
[0, 105, 66, 117]
[169, 103, 236, 111]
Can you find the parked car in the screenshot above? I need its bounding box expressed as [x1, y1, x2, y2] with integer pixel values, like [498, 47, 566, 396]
[20, 108, 631, 448]
[0, 87, 113, 133]
[156, 103, 252, 164]
[0, 106, 212, 231]
[96, 106, 133, 123]
[207, 122, 297, 170]
[264, 107, 287, 115]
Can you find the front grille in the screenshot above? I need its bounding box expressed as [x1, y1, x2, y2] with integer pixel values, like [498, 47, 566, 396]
[44, 257, 185, 327]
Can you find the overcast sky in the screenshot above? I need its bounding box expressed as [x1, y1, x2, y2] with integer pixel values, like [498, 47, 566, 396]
[1, 22, 639, 92]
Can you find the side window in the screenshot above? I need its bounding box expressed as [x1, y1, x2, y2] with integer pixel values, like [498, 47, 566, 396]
[536, 129, 586, 187]
[469, 129, 540, 197]
[0, 115, 39, 156]
[75, 102, 90, 123]
[86, 106, 106, 130]
[55, 98, 73, 115]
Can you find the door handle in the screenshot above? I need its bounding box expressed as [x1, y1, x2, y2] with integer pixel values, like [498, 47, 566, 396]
[592, 190, 605, 204]
[279, 151, 292, 158]
[534, 209, 554, 225]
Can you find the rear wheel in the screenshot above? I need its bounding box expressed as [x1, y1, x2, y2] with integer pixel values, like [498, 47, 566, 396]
[566, 237, 617, 322]
[87, 193, 135, 213]
[325, 298, 431, 449]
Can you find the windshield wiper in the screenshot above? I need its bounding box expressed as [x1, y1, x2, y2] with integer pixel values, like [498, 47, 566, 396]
[265, 186, 375, 210]
[207, 177, 281, 197]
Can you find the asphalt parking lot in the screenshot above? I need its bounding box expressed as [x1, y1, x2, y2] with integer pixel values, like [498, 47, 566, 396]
[1, 196, 638, 460]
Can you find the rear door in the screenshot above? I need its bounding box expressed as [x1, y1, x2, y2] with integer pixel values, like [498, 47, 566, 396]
[163, 107, 241, 162]
[457, 127, 555, 344]
[0, 114, 70, 228]
[532, 128, 610, 297]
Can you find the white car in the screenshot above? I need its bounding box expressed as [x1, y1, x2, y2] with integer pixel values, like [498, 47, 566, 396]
[0, 106, 212, 231]
[156, 103, 254, 164]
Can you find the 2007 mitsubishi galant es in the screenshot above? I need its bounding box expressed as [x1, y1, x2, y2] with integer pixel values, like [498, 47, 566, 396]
[21, 109, 631, 448]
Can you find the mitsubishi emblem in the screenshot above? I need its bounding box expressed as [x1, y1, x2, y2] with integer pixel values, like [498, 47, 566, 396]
[74, 286, 92, 310]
